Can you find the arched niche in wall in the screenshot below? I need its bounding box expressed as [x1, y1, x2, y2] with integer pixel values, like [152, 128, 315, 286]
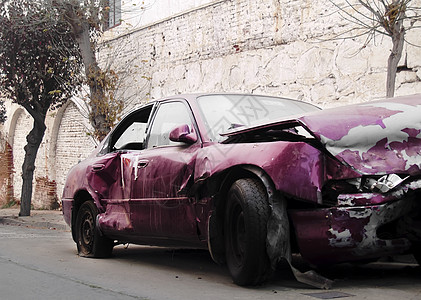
[49, 99, 96, 202]
[8, 108, 33, 200]
[8, 107, 25, 148]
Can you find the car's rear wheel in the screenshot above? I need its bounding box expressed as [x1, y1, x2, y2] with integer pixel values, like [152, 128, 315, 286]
[413, 248, 421, 265]
[75, 201, 113, 258]
[225, 178, 271, 286]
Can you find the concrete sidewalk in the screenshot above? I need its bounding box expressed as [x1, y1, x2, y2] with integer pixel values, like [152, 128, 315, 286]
[0, 208, 70, 231]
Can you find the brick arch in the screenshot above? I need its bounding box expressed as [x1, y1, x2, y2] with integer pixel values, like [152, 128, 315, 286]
[49, 100, 96, 202]
[8, 108, 33, 201]
[0, 133, 13, 206]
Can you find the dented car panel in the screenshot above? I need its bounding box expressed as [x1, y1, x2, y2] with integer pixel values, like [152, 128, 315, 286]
[62, 93, 421, 286]
[299, 95, 421, 175]
[194, 142, 326, 204]
[290, 198, 414, 265]
[224, 94, 421, 175]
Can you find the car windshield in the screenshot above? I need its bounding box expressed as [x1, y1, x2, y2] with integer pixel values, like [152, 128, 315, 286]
[197, 94, 320, 141]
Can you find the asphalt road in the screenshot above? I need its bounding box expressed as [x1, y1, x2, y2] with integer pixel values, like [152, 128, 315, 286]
[1, 223, 421, 300]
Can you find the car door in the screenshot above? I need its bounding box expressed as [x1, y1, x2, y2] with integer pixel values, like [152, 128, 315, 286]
[129, 100, 201, 243]
[94, 104, 154, 237]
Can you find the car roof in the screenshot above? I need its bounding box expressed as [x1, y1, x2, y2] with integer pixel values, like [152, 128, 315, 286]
[135, 92, 314, 107]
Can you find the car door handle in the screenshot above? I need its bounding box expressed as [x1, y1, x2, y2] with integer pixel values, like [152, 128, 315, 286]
[92, 164, 105, 172]
[138, 160, 149, 168]
[134, 159, 149, 181]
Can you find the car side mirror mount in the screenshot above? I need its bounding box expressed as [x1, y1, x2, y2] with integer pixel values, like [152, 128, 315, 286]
[169, 124, 197, 144]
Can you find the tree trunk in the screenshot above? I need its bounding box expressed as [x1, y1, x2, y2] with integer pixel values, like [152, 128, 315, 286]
[19, 117, 46, 216]
[386, 20, 405, 98]
[61, 2, 110, 141]
[75, 23, 109, 140]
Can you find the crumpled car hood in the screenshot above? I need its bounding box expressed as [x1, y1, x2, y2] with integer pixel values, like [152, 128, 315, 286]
[222, 94, 421, 175]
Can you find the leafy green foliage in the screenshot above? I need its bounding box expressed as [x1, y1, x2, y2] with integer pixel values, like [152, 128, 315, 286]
[87, 67, 123, 140]
[0, 0, 83, 114]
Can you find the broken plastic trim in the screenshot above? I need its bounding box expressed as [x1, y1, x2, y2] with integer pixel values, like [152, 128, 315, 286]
[365, 174, 409, 193]
[344, 174, 409, 194]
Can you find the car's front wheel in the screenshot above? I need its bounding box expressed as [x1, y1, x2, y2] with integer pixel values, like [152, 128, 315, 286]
[412, 242, 421, 265]
[224, 178, 271, 286]
[75, 201, 113, 258]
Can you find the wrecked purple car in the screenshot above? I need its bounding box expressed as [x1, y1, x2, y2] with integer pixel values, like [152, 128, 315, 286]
[62, 93, 421, 286]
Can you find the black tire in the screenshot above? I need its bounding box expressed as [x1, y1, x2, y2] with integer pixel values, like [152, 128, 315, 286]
[224, 178, 271, 286]
[75, 201, 113, 258]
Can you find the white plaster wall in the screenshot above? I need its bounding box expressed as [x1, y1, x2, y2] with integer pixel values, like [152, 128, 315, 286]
[100, 0, 421, 108]
[105, 0, 220, 37]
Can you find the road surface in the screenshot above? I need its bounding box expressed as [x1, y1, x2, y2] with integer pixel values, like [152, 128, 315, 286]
[0, 223, 420, 299]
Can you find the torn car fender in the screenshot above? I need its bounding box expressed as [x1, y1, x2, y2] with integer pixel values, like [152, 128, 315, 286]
[242, 165, 332, 289]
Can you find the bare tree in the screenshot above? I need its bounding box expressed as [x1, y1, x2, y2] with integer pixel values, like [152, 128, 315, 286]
[328, 0, 421, 97]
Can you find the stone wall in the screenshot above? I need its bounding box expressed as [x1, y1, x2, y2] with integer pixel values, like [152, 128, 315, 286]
[100, 0, 420, 107]
[1, 0, 421, 208]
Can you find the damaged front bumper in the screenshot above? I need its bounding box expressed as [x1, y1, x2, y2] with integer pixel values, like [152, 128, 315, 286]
[289, 180, 421, 266]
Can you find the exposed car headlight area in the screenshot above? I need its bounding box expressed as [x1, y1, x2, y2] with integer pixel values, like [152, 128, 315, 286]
[364, 174, 409, 193]
[323, 175, 421, 207]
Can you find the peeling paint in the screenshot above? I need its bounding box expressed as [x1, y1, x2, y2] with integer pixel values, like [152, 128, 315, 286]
[62, 93, 421, 285]
[402, 149, 421, 170]
[328, 228, 354, 248]
[299, 94, 421, 175]
[290, 198, 415, 265]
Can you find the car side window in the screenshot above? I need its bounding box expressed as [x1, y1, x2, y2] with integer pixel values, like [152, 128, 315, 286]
[104, 105, 153, 152]
[114, 122, 147, 150]
[146, 101, 193, 148]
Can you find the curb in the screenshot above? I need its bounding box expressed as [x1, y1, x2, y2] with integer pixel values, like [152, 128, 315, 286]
[0, 209, 70, 231]
[0, 216, 70, 231]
